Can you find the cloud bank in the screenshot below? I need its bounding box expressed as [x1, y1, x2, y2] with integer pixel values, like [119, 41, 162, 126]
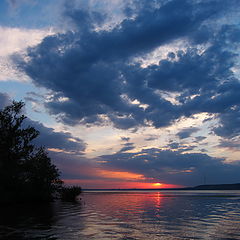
[99, 147, 240, 186]
[13, 0, 240, 136]
[14, 0, 240, 140]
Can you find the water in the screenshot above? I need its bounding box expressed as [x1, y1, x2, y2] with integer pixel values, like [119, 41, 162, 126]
[1, 190, 240, 240]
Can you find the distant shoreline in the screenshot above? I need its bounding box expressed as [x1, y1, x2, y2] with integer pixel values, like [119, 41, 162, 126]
[83, 183, 240, 191]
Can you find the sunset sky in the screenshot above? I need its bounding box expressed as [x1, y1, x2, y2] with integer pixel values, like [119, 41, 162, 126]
[1, 0, 240, 189]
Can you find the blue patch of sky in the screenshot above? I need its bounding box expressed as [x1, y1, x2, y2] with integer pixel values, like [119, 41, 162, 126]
[0, 80, 56, 126]
[0, 81, 35, 100]
[0, 0, 61, 29]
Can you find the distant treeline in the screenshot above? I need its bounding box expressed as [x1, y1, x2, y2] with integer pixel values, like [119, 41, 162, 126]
[190, 183, 240, 190]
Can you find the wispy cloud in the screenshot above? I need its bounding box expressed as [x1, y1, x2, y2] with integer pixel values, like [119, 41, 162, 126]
[0, 26, 53, 82]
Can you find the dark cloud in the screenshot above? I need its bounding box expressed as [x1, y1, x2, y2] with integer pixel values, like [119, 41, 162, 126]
[177, 127, 199, 139]
[121, 137, 130, 142]
[14, 0, 240, 136]
[168, 142, 180, 149]
[195, 136, 206, 142]
[213, 106, 240, 139]
[144, 135, 158, 141]
[0, 92, 11, 109]
[118, 142, 135, 153]
[49, 151, 96, 180]
[99, 148, 240, 186]
[218, 139, 240, 150]
[167, 142, 196, 152]
[23, 119, 86, 153]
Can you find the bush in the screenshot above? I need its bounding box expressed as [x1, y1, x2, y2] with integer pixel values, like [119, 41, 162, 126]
[60, 186, 82, 202]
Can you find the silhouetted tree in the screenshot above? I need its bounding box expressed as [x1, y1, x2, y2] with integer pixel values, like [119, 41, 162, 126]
[0, 101, 62, 203]
[61, 186, 82, 202]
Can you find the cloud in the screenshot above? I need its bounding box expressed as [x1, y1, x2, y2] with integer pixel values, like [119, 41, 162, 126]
[144, 134, 158, 141]
[39, 142, 240, 186]
[195, 136, 206, 142]
[99, 147, 240, 186]
[48, 151, 97, 180]
[213, 106, 240, 139]
[24, 119, 86, 153]
[167, 142, 180, 149]
[167, 142, 196, 153]
[218, 139, 240, 150]
[118, 142, 135, 153]
[14, 0, 240, 137]
[0, 92, 11, 109]
[177, 127, 200, 139]
[121, 136, 130, 142]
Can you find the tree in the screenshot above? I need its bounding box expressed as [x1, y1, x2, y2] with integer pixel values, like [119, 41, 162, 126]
[61, 186, 82, 202]
[0, 101, 62, 203]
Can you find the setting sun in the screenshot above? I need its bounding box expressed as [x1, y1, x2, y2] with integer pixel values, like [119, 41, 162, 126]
[153, 183, 162, 187]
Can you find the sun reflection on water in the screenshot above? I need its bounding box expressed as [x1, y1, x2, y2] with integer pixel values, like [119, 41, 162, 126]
[1, 191, 240, 239]
[155, 192, 162, 209]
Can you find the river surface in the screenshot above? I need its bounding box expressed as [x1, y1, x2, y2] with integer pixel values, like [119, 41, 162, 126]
[1, 190, 240, 240]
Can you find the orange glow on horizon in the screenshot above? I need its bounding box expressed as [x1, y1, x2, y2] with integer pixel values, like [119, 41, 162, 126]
[59, 164, 183, 189]
[63, 179, 183, 189]
[60, 162, 183, 189]
[97, 169, 145, 180]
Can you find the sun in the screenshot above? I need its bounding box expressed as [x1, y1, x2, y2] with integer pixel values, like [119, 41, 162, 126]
[153, 183, 162, 187]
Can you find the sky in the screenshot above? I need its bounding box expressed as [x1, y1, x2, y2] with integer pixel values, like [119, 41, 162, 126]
[1, 0, 240, 189]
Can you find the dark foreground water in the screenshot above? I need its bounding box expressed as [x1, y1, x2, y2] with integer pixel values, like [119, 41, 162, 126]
[1, 190, 240, 240]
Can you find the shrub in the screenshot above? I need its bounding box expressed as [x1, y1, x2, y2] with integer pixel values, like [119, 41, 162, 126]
[60, 186, 82, 202]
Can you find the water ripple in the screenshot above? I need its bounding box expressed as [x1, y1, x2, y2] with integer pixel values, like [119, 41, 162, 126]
[1, 191, 240, 239]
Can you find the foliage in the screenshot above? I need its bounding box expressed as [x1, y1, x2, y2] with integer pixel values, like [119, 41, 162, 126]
[0, 101, 63, 203]
[60, 186, 82, 202]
